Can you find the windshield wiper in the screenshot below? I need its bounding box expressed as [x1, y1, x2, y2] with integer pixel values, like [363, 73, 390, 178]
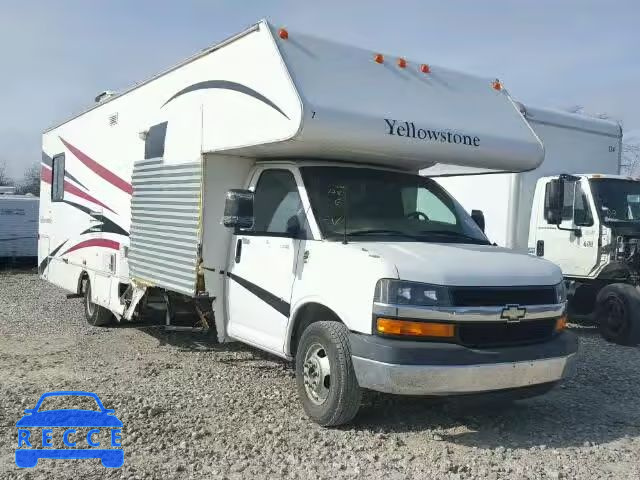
[419, 230, 489, 244]
[347, 229, 425, 240]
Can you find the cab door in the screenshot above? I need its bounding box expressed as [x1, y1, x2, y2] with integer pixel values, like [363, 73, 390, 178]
[533, 177, 599, 277]
[225, 168, 307, 354]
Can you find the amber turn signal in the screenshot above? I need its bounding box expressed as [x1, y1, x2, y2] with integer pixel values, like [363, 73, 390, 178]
[555, 315, 568, 332]
[376, 318, 455, 338]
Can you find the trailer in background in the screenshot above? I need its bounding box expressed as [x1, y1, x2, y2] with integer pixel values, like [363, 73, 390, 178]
[0, 187, 39, 262]
[426, 105, 640, 346]
[428, 104, 622, 252]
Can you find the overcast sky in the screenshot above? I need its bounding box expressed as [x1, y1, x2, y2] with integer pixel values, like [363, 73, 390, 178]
[1, 0, 638, 178]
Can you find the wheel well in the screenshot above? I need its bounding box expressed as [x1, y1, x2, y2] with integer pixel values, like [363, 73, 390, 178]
[569, 282, 600, 315]
[77, 271, 89, 295]
[289, 303, 342, 357]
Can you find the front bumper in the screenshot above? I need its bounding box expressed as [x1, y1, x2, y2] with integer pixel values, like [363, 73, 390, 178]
[350, 331, 578, 395]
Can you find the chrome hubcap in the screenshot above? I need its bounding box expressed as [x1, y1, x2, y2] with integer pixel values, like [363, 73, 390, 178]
[303, 343, 331, 405]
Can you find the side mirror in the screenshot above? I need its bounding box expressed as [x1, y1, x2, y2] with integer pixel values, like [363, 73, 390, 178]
[223, 189, 255, 230]
[544, 179, 564, 225]
[286, 216, 305, 239]
[471, 209, 485, 232]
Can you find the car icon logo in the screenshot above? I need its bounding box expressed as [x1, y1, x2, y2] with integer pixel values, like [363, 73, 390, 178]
[15, 391, 123, 468]
[501, 304, 527, 323]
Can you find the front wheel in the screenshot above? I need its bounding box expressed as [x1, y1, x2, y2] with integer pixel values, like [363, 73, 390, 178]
[295, 321, 362, 426]
[595, 283, 640, 346]
[84, 279, 114, 327]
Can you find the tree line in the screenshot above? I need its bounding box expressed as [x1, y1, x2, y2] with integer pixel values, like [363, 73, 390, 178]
[0, 161, 40, 196]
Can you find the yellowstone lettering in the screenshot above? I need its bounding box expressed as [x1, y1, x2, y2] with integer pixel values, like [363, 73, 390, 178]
[384, 118, 480, 147]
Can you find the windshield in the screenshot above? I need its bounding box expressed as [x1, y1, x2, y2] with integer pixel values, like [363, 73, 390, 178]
[299, 166, 489, 244]
[590, 178, 640, 224]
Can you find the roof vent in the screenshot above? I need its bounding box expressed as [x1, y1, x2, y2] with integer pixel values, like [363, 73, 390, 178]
[95, 90, 117, 103]
[109, 113, 119, 126]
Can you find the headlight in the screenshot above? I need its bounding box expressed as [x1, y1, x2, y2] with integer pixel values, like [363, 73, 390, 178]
[554, 282, 567, 304]
[374, 279, 451, 307]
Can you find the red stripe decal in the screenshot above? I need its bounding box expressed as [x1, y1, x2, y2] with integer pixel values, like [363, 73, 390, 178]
[62, 239, 120, 256]
[64, 180, 115, 213]
[60, 137, 133, 195]
[41, 165, 52, 184]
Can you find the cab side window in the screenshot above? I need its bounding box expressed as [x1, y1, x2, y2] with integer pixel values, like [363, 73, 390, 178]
[411, 188, 457, 225]
[561, 181, 575, 221]
[253, 170, 306, 236]
[561, 181, 593, 226]
[51, 154, 65, 202]
[573, 184, 593, 226]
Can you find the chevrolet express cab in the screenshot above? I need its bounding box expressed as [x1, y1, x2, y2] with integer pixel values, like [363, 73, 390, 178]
[39, 20, 577, 425]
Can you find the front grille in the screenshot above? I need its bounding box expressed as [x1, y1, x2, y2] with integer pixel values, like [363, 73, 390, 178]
[450, 286, 556, 307]
[457, 319, 556, 348]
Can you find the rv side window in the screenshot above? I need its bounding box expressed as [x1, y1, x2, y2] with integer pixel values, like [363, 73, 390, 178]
[144, 122, 168, 159]
[51, 154, 65, 202]
[253, 170, 305, 236]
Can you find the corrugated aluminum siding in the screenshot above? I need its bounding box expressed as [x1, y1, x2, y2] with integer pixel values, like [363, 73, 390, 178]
[129, 158, 201, 296]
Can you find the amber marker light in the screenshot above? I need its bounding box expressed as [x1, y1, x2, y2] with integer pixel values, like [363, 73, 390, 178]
[555, 315, 568, 332]
[492, 78, 503, 91]
[376, 318, 455, 338]
[397, 57, 407, 68]
[374, 53, 384, 64]
[420, 64, 431, 74]
[278, 28, 289, 40]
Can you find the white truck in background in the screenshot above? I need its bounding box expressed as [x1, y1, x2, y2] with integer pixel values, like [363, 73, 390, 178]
[0, 187, 39, 261]
[39, 20, 576, 426]
[432, 105, 640, 346]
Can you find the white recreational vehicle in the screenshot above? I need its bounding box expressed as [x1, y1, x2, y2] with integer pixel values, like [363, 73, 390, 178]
[432, 106, 640, 346]
[0, 187, 39, 260]
[40, 20, 576, 425]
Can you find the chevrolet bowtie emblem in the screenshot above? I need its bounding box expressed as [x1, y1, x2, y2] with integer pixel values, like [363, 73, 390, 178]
[501, 304, 527, 323]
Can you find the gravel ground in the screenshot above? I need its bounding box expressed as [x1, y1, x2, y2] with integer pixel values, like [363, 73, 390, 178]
[1, 270, 639, 480]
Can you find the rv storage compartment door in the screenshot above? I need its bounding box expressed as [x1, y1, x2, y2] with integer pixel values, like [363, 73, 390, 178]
[128, 158, 202, 296]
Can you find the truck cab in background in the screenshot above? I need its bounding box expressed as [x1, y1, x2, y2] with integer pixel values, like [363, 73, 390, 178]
[530, 174, 640, 345]
[430, 104, 637, 346]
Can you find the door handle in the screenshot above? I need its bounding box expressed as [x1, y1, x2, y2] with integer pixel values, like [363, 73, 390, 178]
[235, 238, 242, 263]
[536, 240, 544, 257]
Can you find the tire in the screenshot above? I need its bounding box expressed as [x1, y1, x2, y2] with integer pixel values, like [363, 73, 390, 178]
[84, 279, 113, 327]
[295, 321, 362, 426]
[595, 283, 640, 346]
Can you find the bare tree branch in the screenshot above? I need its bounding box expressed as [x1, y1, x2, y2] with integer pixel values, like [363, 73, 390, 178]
[15, 162, 40, 196]
[623, 142, 640, 176]
[0, 160, 15, 187]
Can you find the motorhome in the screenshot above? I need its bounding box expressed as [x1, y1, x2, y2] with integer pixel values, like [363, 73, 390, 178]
[432, 105, 640, 346]
[0, 187, 38, 260]
[40, 20, 576, 426]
